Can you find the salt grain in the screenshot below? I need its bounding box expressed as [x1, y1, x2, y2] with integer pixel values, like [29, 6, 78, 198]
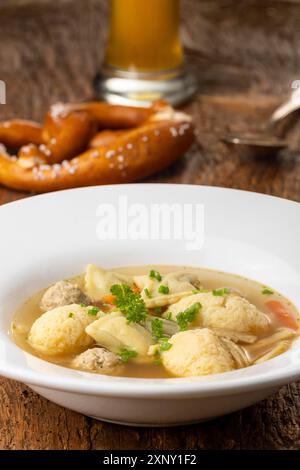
[91, 150, 99, 158]
[52, 163, 61, 178]
[21, 146, 32, 155]
[50, 103, 68, 120]
[62, 160, 70, 169]
[0, 143, 8, 154]
[170, 127, 178, 137]
[39, 144, 52, 157]
[105, 150, 115, 159]
[68, 167, 77, 175]
[37, 172, 45, 181]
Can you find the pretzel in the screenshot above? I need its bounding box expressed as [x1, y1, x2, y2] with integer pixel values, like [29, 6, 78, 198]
[0, 101, 194, 193]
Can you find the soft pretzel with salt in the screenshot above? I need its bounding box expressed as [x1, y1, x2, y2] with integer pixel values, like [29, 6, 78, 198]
[0, 101, 194, 193]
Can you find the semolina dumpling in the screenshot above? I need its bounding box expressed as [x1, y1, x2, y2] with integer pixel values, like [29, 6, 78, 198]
[28, 303, 102, 355]
[161, 328, 236, 377]
[84, 264, 133, 301]
[134, 270, 201, 308]
[86, 312, 153, 362]
[165, 292, 269, 335]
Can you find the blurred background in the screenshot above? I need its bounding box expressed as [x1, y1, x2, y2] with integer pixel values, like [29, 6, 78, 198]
[1, 0, 300, 450]
[2, 0, 300, 117]
[1, 0, 300, 201]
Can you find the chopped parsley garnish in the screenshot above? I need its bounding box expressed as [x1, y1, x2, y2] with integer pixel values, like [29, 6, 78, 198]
[88, 306, 100, 316]
[262, 288, 274, 295]
[153, 357, 162, 366]
[154, 307, 163, 315]
[176, 302, 201, 331]
[158, 285, 169, 295]
[212, 288, 230, 296]
[192, 289, 200, 294]
[150, 320, 172, 351]
[149, 270, 162, 282]
[165, 312, 172, 320]
[159, 337, 172, 351]
[68, 312, 74, 318]
[119, 348, 138, 363]
[110, 284, 147, 324]
[80, 303, 87, 307]
[153, 349, 162, 365]
[151, 318, 164, 340]
[144, 288, 152, 298]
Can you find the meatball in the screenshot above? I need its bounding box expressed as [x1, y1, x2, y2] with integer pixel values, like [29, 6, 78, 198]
[28, 303, 100, 355]
[72, 347, 122, 374]
[40, 281, 88, 312]
[165, 292, 269, 335]
[161, 328, 235, 377]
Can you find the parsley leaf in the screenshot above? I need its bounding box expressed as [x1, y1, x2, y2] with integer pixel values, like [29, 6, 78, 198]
[159, 337, 172, 351]
[166, 312, 172, 320]
[158, 285, 169, 295]
[154, 306, 163, 315]
[88, 306, 100, 316]
[262, 288, 274, 295]
[153, 349, 162, 365]
[149, 270, 162, 282]
[154, 358, 162, 366]
[110, 284, 148, 324]
[151, 318, 164, 340]
[144, 288, 152, 298]
[68, 312, 74, 318]
[119, 348, 138, 363]
[212, 288, 230, 296]
[176, 302, 201, 331]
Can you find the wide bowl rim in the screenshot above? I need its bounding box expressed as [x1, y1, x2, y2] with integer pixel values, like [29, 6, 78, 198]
[0, 183, 300, 399]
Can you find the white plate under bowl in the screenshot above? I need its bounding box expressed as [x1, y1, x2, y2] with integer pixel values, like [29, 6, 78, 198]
[0, 184, 299, 426]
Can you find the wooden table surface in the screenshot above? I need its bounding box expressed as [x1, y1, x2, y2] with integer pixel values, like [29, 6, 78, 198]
[1, 0, 300, 450]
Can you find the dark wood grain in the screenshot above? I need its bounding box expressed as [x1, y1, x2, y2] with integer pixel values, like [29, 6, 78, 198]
[0, 0, 300, 450]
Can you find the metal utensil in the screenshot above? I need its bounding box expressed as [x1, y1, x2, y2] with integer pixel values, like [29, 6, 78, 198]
[224, 133, 288, 157]
[223, 85, 300, 156]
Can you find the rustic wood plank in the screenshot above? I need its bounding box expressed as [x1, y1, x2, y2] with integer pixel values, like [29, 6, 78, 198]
[1, 378, 299, 450]
[0, 0, 300, 450]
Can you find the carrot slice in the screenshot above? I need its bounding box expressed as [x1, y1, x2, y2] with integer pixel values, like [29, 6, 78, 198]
[102, 294, 116, 305]
[266, 300, 299, 330]
[132, 286, 141, 294]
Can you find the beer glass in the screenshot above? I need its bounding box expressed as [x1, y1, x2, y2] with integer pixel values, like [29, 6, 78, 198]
[95, 0, 197, 106]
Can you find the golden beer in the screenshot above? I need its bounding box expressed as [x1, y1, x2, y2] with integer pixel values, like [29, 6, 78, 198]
[106, 0, 183, 73]
[96, 0, 197, 106]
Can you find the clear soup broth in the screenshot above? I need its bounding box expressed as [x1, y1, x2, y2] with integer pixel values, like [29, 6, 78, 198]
[11, 266, 300, 379]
